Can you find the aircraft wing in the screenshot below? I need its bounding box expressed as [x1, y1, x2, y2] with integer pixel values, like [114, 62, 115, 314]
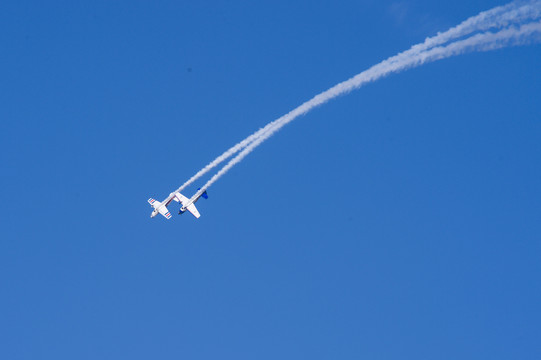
[174, 193, 190, 204]
[158, 206, 172, 219]
[185, 203, 200, 218]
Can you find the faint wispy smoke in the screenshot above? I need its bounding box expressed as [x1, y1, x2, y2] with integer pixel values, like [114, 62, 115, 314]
[388, 2, 410, 26]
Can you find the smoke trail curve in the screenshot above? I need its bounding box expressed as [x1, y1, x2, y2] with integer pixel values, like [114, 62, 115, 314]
[200, 22, 541, 191]
[175, 1, 541, 197]
[175, 1, 541, 194]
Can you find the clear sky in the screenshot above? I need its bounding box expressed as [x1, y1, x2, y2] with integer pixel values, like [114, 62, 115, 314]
[1, 1, 540, 359]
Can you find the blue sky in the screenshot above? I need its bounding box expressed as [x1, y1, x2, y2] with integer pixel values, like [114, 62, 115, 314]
[1, 1, 540, 359]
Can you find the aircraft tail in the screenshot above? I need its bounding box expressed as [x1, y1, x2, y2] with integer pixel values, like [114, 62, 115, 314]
[197, 188, 209, 199]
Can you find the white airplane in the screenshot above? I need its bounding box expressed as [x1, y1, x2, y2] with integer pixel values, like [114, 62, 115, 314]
[148, 188, 208, 220]
[178, 188, 208, 218]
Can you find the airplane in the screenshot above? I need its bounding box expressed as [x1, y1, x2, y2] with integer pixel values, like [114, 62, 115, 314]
[177, 188, 208, 218]
[148, 188, 208, 220]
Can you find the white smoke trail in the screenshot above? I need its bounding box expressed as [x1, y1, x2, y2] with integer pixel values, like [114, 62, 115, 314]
[199, 21, 541, 191]
[176, 1, 541, 196]
[175, 1, 540, 194]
